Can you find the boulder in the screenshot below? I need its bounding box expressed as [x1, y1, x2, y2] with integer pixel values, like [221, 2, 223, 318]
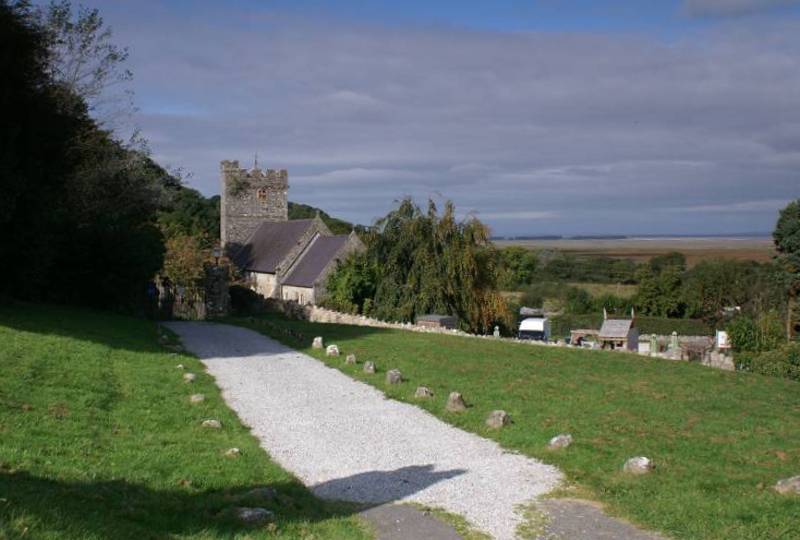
[386, 369, 403, 384]
[446, 392, 467, 412]
[189, 393, 206, 404]
[224, 447, 241, 458]
[773, 475, 800, 495]
[235, 507, 274, 524]
[485, 410, 511, 429]
[548, 434, 573, 450]
[623, 456, 654, 475]
[415, 386, 434, 399]
[183, 373, 196, 383]
[345, 354, 357, 365]
[363, 361, 376, 374]
[326, 344, 340, 357]
[312, 336, 324, 349]
[176, 364, 185, 369]
[201, 419, 222, 429]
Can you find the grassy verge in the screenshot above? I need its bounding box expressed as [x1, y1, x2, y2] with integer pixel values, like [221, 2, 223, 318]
[0, 303, 370, 540]
[232, 313, 800, 540]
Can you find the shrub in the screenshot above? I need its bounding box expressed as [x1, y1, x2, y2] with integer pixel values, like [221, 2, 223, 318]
[738, 343, 800, 381]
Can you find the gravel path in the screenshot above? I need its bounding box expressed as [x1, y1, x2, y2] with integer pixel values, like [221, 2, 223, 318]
[167, 322, 562, 539]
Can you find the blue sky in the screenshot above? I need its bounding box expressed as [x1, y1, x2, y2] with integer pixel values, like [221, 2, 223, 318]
[69, 0, 800, 235]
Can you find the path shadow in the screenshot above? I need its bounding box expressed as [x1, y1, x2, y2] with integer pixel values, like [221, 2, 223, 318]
[312, 464, 467, 503]
[1, 464, 465, 539]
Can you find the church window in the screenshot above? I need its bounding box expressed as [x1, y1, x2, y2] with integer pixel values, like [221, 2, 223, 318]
[256, 188, 268, 201]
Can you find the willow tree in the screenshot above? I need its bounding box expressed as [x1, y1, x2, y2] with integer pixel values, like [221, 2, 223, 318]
[327, 198, 511, 334]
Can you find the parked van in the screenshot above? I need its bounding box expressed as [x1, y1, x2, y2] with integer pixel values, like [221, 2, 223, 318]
[518, 317, 550, 342]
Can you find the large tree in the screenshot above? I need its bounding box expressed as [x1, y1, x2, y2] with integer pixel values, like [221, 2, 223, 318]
[774, 199, 800, 340]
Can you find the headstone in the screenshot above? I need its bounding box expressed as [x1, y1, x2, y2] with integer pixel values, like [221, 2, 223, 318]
[345, 354, 357, 365]
[446, 392, 467, 412]
[224, 447, 241, 458]
[235, 507, 274, 524]
[493, 326, 500, 338]
[326, 344, 340, 357]
[649, 334, 658, 356]
[363, 361, 376, 374]
[670, 331, 679, 350]
[548, 434, 573, 449]
[485, 410, 510, 429]
[773, 475, 800, 495]
[190, 393, 205, 404]
[312, 336, 324, 349]
[415, 386, 434, 399]
[386, 369, 403, 384]
[623, 456, 654, 475]
[183, 373, 196, 383]
[201, 419, 222, 429]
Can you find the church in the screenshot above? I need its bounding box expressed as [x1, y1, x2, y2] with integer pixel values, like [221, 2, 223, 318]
[220, 160, 364, 305]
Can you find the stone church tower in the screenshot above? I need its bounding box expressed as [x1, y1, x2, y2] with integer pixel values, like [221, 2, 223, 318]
[220, 160, 288, 250]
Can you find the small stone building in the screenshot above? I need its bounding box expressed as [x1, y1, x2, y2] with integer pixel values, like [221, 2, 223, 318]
[598, 310, 639, 351]
[221, 160, 364, 305]
[416, 314, 458, 330]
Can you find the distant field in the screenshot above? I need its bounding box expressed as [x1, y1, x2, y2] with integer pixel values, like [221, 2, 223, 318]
[495, 237, 774, 266]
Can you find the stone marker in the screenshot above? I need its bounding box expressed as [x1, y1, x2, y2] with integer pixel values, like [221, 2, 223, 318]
[623, 456, 654, 475]
[235, 507, 274, 524]
[326, 344, 340, 357]
[548, 434, 573, 450]
[190, 393, 205, 404]
[201, 419, 222, 429]
[183, 373, 196, 383]
[386, 369, 403, 384]
[485, 410, 511, 429]
[312, 336, 324, 349]
[773, 475, 800, 495]
[415, 386, 434, 399]
[243, 487, 277, 500]
[363, 361, 376, 374]
[446, 392, 467, 412]
[224, 447, 241, 458]
[345, 354, 357, 365]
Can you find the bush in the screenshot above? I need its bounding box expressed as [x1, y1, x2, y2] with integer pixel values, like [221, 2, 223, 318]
[727, 312, 784, 352]
[737, 343, 800, 381]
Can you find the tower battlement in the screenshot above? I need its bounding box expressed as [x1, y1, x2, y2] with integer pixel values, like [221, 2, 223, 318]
[220, 159, 289, 250]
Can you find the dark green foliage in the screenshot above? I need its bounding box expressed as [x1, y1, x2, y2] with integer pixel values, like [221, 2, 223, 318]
[0, 2, 166, 309]
[540, 254, 637, 283]
[323, 252, 378, 314]
[774, 199, 800, 339]
[158, 186, 220, 245]
[727, 312, 785, 353]
[737, 343, 800, 381]
[325, 198, 511, 333]
[288, 201, 358, 235]
[648, 251, 687, 274]
[496, 246, 538, 289]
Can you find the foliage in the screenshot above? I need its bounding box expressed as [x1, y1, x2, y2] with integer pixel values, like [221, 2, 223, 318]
[162, 234, 210, 289]
[727, 312, 785, 353]
[496, 246, 538, 289]
[158, 185, 220, 245]
[0, 1, 166, 309]
[322, 252, 378, 314]
[736, 343, 800, 381]
[326, 198, 511, 333]
[36, 0, 133, 124]
[634, 264, 685, 317]
[774, 199, 800, 339]
[288, 201, 359, 235]
[682, 260, 760, 322]
[539, 254, 637, 284]
[241, 312, 800, 540]
[0, 303, 369, 539]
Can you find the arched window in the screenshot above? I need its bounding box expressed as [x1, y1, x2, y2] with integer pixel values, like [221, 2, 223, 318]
[256, 188, 268, 201]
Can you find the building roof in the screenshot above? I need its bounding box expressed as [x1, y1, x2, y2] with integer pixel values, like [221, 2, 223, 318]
[233, 219, 314, 273]
[282, 235, 349, 287]
[599, 319, 634, 339]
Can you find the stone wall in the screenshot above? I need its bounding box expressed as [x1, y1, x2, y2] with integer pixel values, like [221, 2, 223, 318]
[220, 160, 289, 249]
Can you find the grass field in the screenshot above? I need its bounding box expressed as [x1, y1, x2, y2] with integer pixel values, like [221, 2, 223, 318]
[234, 313, 800, 540]
[495, 237, 774, 266]
[0, 303, 370, 540]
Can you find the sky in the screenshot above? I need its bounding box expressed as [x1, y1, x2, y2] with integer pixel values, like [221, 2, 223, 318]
[68, 0, 800, 235]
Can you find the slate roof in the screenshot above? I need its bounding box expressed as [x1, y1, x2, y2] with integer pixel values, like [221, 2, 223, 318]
[233, 219, 314, 273]
[599, 319, 634, 339]
[282, 235, 349, 287]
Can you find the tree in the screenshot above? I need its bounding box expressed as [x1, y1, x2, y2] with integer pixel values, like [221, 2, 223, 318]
[36, 0, 133, 124]
[496, 246, 538, 289]
[326, 198, 511, 333]
[773, 199, 800, 340]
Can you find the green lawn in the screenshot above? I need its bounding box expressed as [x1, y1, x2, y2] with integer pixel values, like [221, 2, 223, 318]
[0, 303, 370, 540]
[233, 313, 800, 540]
